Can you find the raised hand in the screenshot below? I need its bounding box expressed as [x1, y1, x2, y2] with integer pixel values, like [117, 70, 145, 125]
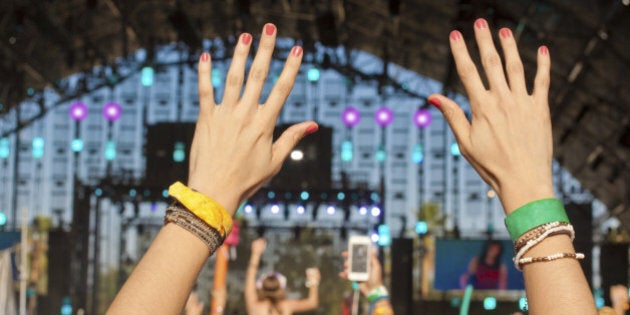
[251, 237, 267, 256]
[428, 18, 554, 214]
[188, 24, 318, 214]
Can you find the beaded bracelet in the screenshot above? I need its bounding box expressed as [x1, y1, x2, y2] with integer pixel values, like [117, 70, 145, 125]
[513, 224, 575, 271]
[164, 204, 223, 253]
[517, 252, 585, 269]
[168, 181, 233, 237]
[505, 198, 570, 241]
[514, 221, 571, 253]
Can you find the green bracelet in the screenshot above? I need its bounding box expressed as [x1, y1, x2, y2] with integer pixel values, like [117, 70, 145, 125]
[505, 198, 570, 241]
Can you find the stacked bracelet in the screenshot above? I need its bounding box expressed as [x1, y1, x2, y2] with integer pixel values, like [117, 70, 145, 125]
[514, 222, 571, 253]
[164, 204, 223, 253]
[367, 285, 390, 303]
[168, 181, 233, 237]
[513, 223, 575, 270]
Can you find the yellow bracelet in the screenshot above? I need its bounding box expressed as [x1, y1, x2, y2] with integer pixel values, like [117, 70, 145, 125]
[168, 182, 233, 237]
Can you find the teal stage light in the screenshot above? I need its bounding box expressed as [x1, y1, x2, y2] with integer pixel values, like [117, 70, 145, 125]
[141, 66, 154, 86]
[377, 224, 391, 246]
[341, 140, 353, 162]
[415, 221, 428, 235]
[307, 68, 320, 82]
[71, 139, 84, 152]
[519, 297, 528, 311]
[0, 138, 9, 158]
[173, 141, 185, 162]
[212, 68, 222, 88]
[105, 140, 116, 161]
[450, 142, 461, 157]
[0, 212, 7, 226]
[32, 137, 44, 159]
[412, 144, 423, 164]
[483, 296, 497, 310]
[300, 191, 309, 201]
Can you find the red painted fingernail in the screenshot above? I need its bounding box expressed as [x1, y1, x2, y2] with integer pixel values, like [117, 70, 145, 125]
[540, 45, 549, 55]
[201, 52, 209, 62]
[265, 24, 275, 36]
[305, 125, 319, 135]
[241, 33, 252, 45]
[428, 97, 441, 108]
[475, 18, 488, 29]
[291, 46, 303, 57]
[500, 28, 511, 39]
[450, 30, 462, 41]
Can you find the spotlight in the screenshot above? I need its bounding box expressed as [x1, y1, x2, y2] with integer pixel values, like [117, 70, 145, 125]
[326, 206, 336, 215]
[103, 102, 122, 122]
[415, 221, 428, 235]
[374, 107, 393, 127]
[71, 139, 84, 153]
[300, 191, 310, 201]
[244, 204, 253, 214]
[450, 142, 461, 157]
[307, 68, 320, 82]
[290, 149, 304, 161]
[69, 101, 88, 121]
[413, 109, 432, 128]
[270, 204, 280, 214]
[483, 297, 497, 310]
[370, 206, 381, 217]
[296, 205, 305, 214]
[370, 232, 379, 243]
[341, 107, 361, 127]
[337, 192, 345, 201]
[359, 206, 368, 215]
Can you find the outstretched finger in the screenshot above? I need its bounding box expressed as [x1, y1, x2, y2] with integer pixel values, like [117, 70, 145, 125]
[271, 121, 319, 174]
[264, 46, 303, 120]
[198, 52, 215, 109]
[533, 46, 551, 105]
[498, 28, 527, 95]
[473, 18, 509, 93]
[428, 94, 471, 150]
[222, 33, 253, 106]
[449, 30, 486, 101]
[241, 23, 276, 106]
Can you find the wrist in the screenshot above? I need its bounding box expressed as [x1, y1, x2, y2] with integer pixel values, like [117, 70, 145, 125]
[498, 182, 554, 215]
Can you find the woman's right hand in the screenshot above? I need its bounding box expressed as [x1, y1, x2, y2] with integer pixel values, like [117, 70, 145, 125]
[251, 238, 267, 256]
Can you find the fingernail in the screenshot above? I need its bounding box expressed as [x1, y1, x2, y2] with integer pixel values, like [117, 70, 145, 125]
[201, 52, 209, 62]
[265, 24, 275, 36]
[500, 28, 511, 39]
[474, 18, 488, 29]
[291, 46, 303, 57]
[241, 33, 252, 45]
[305, 125, 319, 135]
[450, 30, 462, 41]
[540, 45, 549, 55]
[428, 97, 441, 108]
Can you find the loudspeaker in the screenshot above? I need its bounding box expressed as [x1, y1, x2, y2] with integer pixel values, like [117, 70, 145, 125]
[391, 238, 413, 315]
[144, 122, 196, 188]
[565, 203, 593, 288]
[600, 242, 629, 306]
[40, 230, 72, 314]
[269, 124, 332, 191]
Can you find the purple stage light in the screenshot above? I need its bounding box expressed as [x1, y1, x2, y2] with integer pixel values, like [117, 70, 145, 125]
[374, 107, 393, 126]
[103, 102, 122, 121]
[413, 109, 432, 128]
[341, 107, 361, 127]
[69, 102, 88, 121]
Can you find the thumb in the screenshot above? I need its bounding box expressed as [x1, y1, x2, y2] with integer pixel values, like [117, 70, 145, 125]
[271, 121, 319, 173]
[428, 94, 471, 148]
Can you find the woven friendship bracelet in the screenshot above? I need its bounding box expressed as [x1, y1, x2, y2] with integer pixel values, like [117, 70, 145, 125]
[505, 198, 570, 241]
[513, 224, 575, 271]
[168, 181, 233, 237]
[165, 205, 223, 253]
[517, 252, 585, 269]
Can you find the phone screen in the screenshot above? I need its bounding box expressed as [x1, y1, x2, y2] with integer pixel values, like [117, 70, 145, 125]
[351, 243, 369, 273]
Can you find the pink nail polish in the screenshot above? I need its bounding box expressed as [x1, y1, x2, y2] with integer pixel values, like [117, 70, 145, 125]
[291, 46, 303, 57]
[265, 24, 275, 36]
[450, 30, 462, 41]
[201, 53, 209, 62]
[500, 28, 512, 39]
[241, 33, 252, 45]
[428, 97, 441, 108]
[475, 18, 488, 29]
[305, 125, 319, 135]
[540, 45, 549, 55]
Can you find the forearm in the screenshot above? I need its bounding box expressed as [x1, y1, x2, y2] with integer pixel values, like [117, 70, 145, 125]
[108, 224, 211, 314]
[307, 285, 319, 305]
[522, 235, 596, 315]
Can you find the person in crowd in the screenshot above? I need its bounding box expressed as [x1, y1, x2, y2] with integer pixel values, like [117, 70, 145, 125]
[245, 238, 320, 314]
[339, 250, 393, 315]
[107, 18, 597, 314]
[460, 240, 508, 289]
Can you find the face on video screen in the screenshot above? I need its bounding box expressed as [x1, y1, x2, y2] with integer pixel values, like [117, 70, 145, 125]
[351, 244, 369, 273]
